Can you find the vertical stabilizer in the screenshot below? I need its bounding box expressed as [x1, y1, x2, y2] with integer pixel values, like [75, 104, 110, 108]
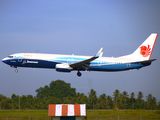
[120, 33, 158, 61]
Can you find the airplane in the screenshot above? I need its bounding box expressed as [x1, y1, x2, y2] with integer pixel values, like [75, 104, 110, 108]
[2, 33, 158, 77]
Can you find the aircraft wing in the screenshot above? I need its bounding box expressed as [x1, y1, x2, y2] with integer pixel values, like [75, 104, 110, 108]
[70, 48, 103, 70]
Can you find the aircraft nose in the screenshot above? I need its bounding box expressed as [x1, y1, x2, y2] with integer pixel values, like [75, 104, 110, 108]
[2, 60, 6, 63]
[2, 58, 7, 64]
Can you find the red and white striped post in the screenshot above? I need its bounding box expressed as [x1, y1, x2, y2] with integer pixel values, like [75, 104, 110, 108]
[48, 104, 86, 120]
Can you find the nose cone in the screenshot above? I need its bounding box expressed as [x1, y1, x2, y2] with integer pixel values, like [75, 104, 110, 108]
[2, 58, 7, 64]
[2, 60, 6, 63]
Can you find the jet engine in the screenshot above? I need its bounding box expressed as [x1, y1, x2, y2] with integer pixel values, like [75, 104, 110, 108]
[55, 63, 72, 72]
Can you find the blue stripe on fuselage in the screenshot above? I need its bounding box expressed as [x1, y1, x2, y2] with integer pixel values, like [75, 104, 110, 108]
[89, 62, 151, 71]
[6, 59, 59, 68]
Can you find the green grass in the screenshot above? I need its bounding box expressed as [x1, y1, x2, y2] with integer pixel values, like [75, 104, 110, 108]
[0, 110, 48, 117]
[87, 109, 160, 116]
[86, 110, 160, 120]
[0, 110, 160, 120]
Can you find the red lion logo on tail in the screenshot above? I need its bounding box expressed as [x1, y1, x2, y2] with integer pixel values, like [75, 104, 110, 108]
[140, 45, 151, 57]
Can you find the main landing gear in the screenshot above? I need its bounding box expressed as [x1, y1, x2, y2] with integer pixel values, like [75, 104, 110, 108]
[77, 71, 82, 77]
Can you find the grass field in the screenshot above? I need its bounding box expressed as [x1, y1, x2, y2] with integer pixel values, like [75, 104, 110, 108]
[0, 110, 160, 120]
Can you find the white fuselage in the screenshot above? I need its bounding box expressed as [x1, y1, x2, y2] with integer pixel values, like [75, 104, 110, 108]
[2, 53, 150, 72]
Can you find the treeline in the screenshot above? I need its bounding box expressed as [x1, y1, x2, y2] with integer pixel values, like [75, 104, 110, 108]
[0, 80, 160, 110]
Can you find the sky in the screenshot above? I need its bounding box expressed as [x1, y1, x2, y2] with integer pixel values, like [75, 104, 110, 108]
[0, 0, 160, 101]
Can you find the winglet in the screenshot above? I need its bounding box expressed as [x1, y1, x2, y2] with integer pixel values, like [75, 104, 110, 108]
[95, 47, 103, 57]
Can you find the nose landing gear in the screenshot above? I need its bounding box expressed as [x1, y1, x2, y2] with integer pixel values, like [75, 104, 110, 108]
[15, 68, 18, 73]
[77, 71, 82, 77]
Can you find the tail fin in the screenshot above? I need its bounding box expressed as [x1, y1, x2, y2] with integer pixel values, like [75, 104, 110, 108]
[120, 33, 158, 61]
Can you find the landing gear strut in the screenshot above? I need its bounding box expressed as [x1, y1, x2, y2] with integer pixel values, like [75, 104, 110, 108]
[15, 68, 18, 73]
[77, 71, 82, 77]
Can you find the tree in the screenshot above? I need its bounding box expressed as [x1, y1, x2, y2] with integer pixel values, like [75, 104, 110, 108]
[119, 93, 124, 109]
[11, 94, 17, 100]
[88, 89, 97, 109]
[36, 80, 76, 99]
[27, 95, 34, 109]
[98, 93, 107, 109]
[0, 94, 7, 109]
[1, 97, 12, 109]
[11, 94, 19, 109]
[1, 80, 160, 110]
[137, 91, 144, 109]
[76, 93, 87, 104]
[157, 101, 160, 110]
[138, 91, 143, 99]
[106, 95, 113, 109]
[35, 87, 43, 98]
[130, 92, 135, 108]
[122, 91, 128, 109]
[113, 89, 120, 109]
[151, 97, 157, 110]
[146, 94, 152, 109]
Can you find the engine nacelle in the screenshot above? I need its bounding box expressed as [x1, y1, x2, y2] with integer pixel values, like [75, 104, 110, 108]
[55, 63, 72, 72]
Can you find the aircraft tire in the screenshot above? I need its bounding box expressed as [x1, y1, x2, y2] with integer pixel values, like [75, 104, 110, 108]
[15, 69, 18, 73]
[77, 71, 82, 77]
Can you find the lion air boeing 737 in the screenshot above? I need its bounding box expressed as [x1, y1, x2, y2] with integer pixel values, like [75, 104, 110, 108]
[2, 33, 158, 77]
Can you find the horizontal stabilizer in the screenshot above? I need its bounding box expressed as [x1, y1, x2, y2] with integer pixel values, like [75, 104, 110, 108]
[139, 59, 157, 64]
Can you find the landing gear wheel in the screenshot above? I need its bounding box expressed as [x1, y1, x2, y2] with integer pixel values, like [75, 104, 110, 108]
[77, 71, 82, 77]
[15, 69, 18, 73]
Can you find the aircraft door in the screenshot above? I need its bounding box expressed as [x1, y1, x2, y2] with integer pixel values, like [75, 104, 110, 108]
[18, 56, 23, 63]
[127, 63, 130, 68]
[18, 59, 22, 62]
[98, 60, 101, 66]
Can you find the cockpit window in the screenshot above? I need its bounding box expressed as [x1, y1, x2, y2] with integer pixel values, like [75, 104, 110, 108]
[8, 56, 14, 58]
